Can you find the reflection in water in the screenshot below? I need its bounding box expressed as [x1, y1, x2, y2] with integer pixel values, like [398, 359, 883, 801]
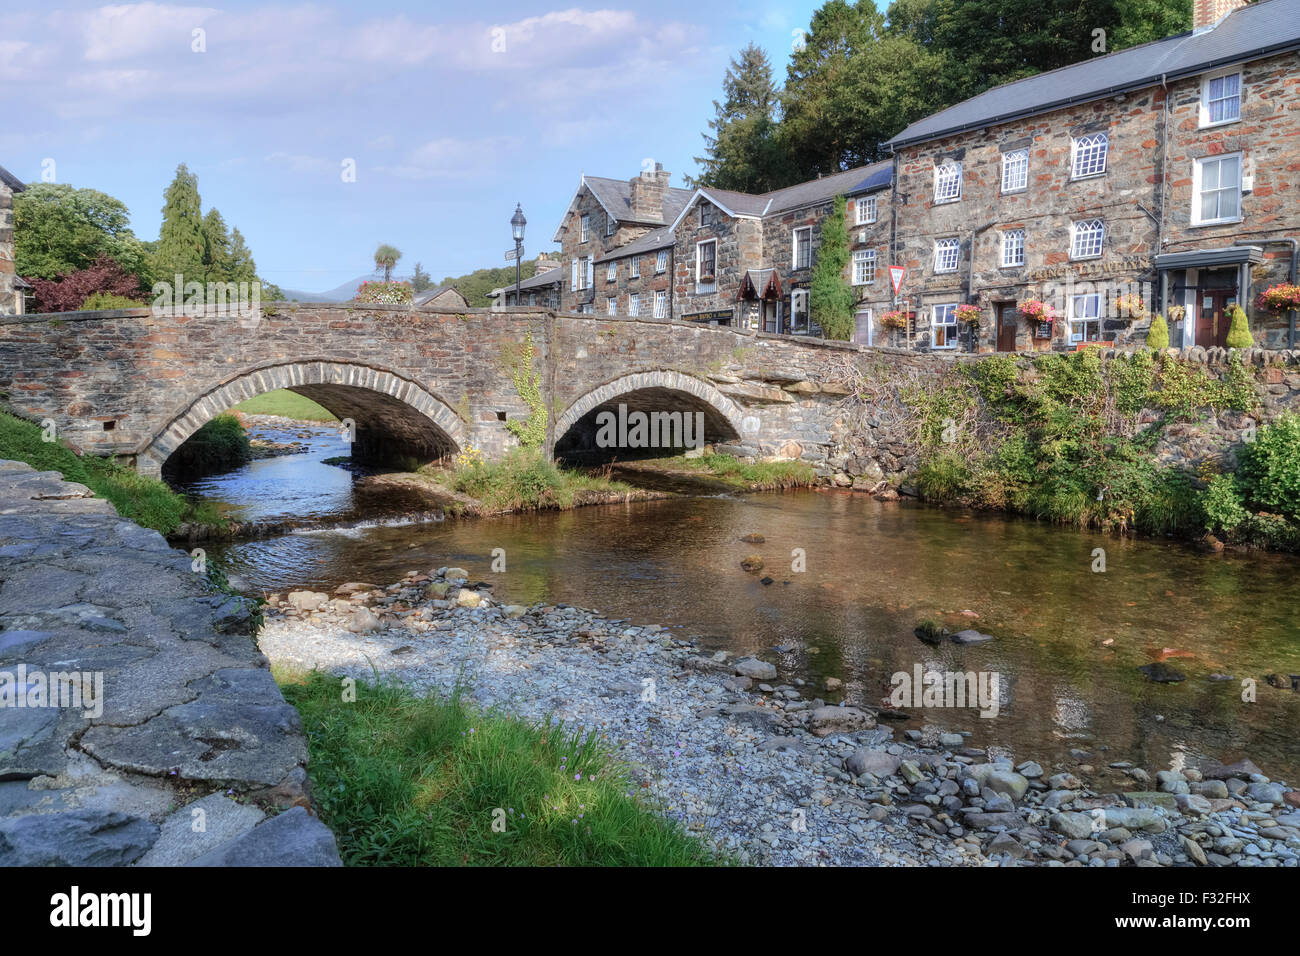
[192, 447, 1300, 781]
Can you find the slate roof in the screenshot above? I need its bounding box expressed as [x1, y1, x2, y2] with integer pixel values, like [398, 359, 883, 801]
[491, 266, 564, 298]
[412, 285, 466, 306]
[595, 226, 675, 263]
[887, 0, 1300, 148]
[0, 165, 25, 192]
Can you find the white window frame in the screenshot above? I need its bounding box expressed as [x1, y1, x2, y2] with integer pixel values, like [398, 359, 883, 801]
[700, 203, 714, 228]
[1192, 153, 1243, 226]
[1069, 292, 1102, 344]
[934, 162, 962, 203]
[653, 289, 667, 318]
[934, 238, 960, 274]
[695, 239, 717, 294]
[629, 292, 640, 317]
[580, 214, 590, 243]
[1001, 229, 1026, 267]
[630, 257, 640, 279]
[792, 227, 812, 270]
[1070, 219, 1105, 260]
[855, 195, 877, 225]
[1200, 70, 1242, 127]
[854, 308, 874, 346]
[655, 249, 668, 273]
[571, 258, 579, 290]
[584, 257, 593, 289]
[790, 289, 810, 334]
[606, 214, 617, 236]
[606, 261, 616, 282]
[606, 296, 616, 315]
[1001, 149, 1028, 193]
[852, 249, 876, 286]
[932, 303, 959, 349]
[1071, 132, 1109, 179]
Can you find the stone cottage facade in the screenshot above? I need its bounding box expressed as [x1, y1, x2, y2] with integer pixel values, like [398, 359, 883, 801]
[0, 165, 24, 316]
[884, 0, 1300, 352]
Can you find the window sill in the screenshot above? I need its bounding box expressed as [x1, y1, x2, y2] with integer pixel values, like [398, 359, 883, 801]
[1001, 187, 1027, 196]
[1000, 262, 1025, 270]
[1069, 172, 1107, 182]
[933, 197, 961, 205]
[1199, 117, 1241, 130]
[1069, 254, 1103, 262]
[1189, 217, 1244, 228]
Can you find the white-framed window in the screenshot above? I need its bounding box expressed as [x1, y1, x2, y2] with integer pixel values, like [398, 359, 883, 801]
[571, 258, 579, 290]
[655, 249, 668, 273]
[932, 303, 959, 349]
[1002, 149, 1028, 192]
[528, 293, 537, 306]
[790, 289, 810, 333]
[1070, 219, 1105, 260]
[630, 257, 640, 279]
[853, 249, 876, 285]
[584, 257, 593, 289]
[1001, 229, 1026, 267]
[1069, 293, 1102, 344]
[629, 293, 640, 316]
[700, 203, 714, 228]
[580, 304, 594, 315]
[1201, 71, 1242, 126]
[606, 214, 617, 236]
[606, 261, 617, 282]
[1193, 153, 1243, 225]
[1071, 132, 1109, 179]
[793, 227, 813, 269]
[654, 290, 667, 318]
[606, 296, 617, 315]
[580, 214, 590, 243]
[934, 237, 960, 273]
[934, 162, 962, 203]
[855, 195, 878, 224]
[696, 239, 717, 293]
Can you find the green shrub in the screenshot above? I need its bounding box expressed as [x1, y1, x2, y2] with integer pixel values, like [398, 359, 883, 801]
[1224, 304, 1254, 349]
[80, 292, 147, 310]
[1237, 412, 1300, 522]
[1202, 473, 1248, 533]
[1146, 313, 1169, 350]
[914, 452, 970, 503]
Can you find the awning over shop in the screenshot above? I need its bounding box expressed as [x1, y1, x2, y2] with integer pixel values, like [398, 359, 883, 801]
[1154, 245, 1265, 271]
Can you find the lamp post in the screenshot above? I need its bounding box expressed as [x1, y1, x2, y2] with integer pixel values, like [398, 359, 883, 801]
[511, 203, 526, 306]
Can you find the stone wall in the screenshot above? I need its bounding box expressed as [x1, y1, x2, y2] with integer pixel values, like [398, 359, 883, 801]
[0, 460, 340, 865]
[0, 182, 16, 317]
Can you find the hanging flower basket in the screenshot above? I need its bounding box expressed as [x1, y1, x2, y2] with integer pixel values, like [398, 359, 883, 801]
[954, 304, 982, 326]
[1114, 292, 1147, 321]
[1258, 283, 1300, 313]
[1165, 304, 1186, 323]
[881, 309, 908, 330]
[1017, 299, 1058, 323]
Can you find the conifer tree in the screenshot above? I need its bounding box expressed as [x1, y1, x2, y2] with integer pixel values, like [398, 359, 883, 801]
[155, 163, 206, 283]
[809, 195, 856, 340]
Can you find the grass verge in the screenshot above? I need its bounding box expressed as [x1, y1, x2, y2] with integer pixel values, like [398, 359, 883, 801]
[626, 453, 817, 491]
[232, 389, 337, 421]
[0, 409, 226, 535]
[420, 449, 641, 514]
[279, 670, 716, 866]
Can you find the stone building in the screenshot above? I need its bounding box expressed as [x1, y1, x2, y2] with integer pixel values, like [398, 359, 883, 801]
[412, 285, 468, 309]
[491, 254, 562, 308]
[884, 0, 1300, 352]
[0, 165, 25, 316]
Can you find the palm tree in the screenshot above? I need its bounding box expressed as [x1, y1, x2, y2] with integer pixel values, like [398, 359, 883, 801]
[374, 243, 402, 283]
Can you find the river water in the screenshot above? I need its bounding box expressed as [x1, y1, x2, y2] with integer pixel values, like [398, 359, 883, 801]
[186, 423, 1300, 781]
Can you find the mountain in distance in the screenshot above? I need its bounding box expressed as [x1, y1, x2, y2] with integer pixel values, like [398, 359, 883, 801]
[279, 273, 410, 303]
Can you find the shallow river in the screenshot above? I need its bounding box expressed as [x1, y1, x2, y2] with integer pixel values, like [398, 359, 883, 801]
[188, 424, 1300, 780]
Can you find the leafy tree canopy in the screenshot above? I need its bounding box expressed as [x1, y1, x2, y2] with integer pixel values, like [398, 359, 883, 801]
[14, 184, 151, 283]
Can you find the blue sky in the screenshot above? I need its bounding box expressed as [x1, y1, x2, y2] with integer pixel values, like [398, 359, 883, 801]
[2, 1, 837, 293]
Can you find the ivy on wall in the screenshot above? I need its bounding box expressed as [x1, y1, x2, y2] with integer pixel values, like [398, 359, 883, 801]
[501, 332, 547, 449]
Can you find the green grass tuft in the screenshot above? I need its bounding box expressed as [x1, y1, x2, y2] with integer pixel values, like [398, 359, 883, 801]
[281, 672, 716, 866]
[232, 389, 337, 421]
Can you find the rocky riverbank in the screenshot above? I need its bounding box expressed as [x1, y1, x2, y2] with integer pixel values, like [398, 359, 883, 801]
[258, 567, 1300, 867]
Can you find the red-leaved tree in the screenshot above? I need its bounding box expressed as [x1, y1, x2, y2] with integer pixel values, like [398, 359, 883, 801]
[26, 255, 147, 313]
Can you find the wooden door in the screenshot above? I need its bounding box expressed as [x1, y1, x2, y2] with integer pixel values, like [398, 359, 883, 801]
[997, 303, 1018, 352]
[1196, 290, 1235, 348]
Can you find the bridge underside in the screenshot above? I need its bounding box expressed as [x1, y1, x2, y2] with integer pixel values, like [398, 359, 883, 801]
[554, 387, 742, 464]
[288, 384, 458, 466]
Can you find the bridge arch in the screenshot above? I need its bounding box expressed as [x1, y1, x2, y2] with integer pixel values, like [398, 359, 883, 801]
[138, 360, 466, 477]
[553, 370, 748, 462]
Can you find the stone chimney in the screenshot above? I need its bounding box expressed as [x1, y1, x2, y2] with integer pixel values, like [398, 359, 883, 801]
[1193, 0, 1247, 32]
[628, 163, 672, 223]
[533, 254, 560, 274]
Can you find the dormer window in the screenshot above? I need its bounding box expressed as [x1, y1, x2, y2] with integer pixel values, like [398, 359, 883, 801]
[606, 214, 617, 236]
[934, 162, 962, 203]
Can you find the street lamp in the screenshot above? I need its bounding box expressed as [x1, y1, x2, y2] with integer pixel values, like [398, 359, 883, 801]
[511, 203, 526, 307]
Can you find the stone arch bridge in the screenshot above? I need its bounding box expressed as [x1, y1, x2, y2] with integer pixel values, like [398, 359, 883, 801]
[0, 303, 935, 478]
